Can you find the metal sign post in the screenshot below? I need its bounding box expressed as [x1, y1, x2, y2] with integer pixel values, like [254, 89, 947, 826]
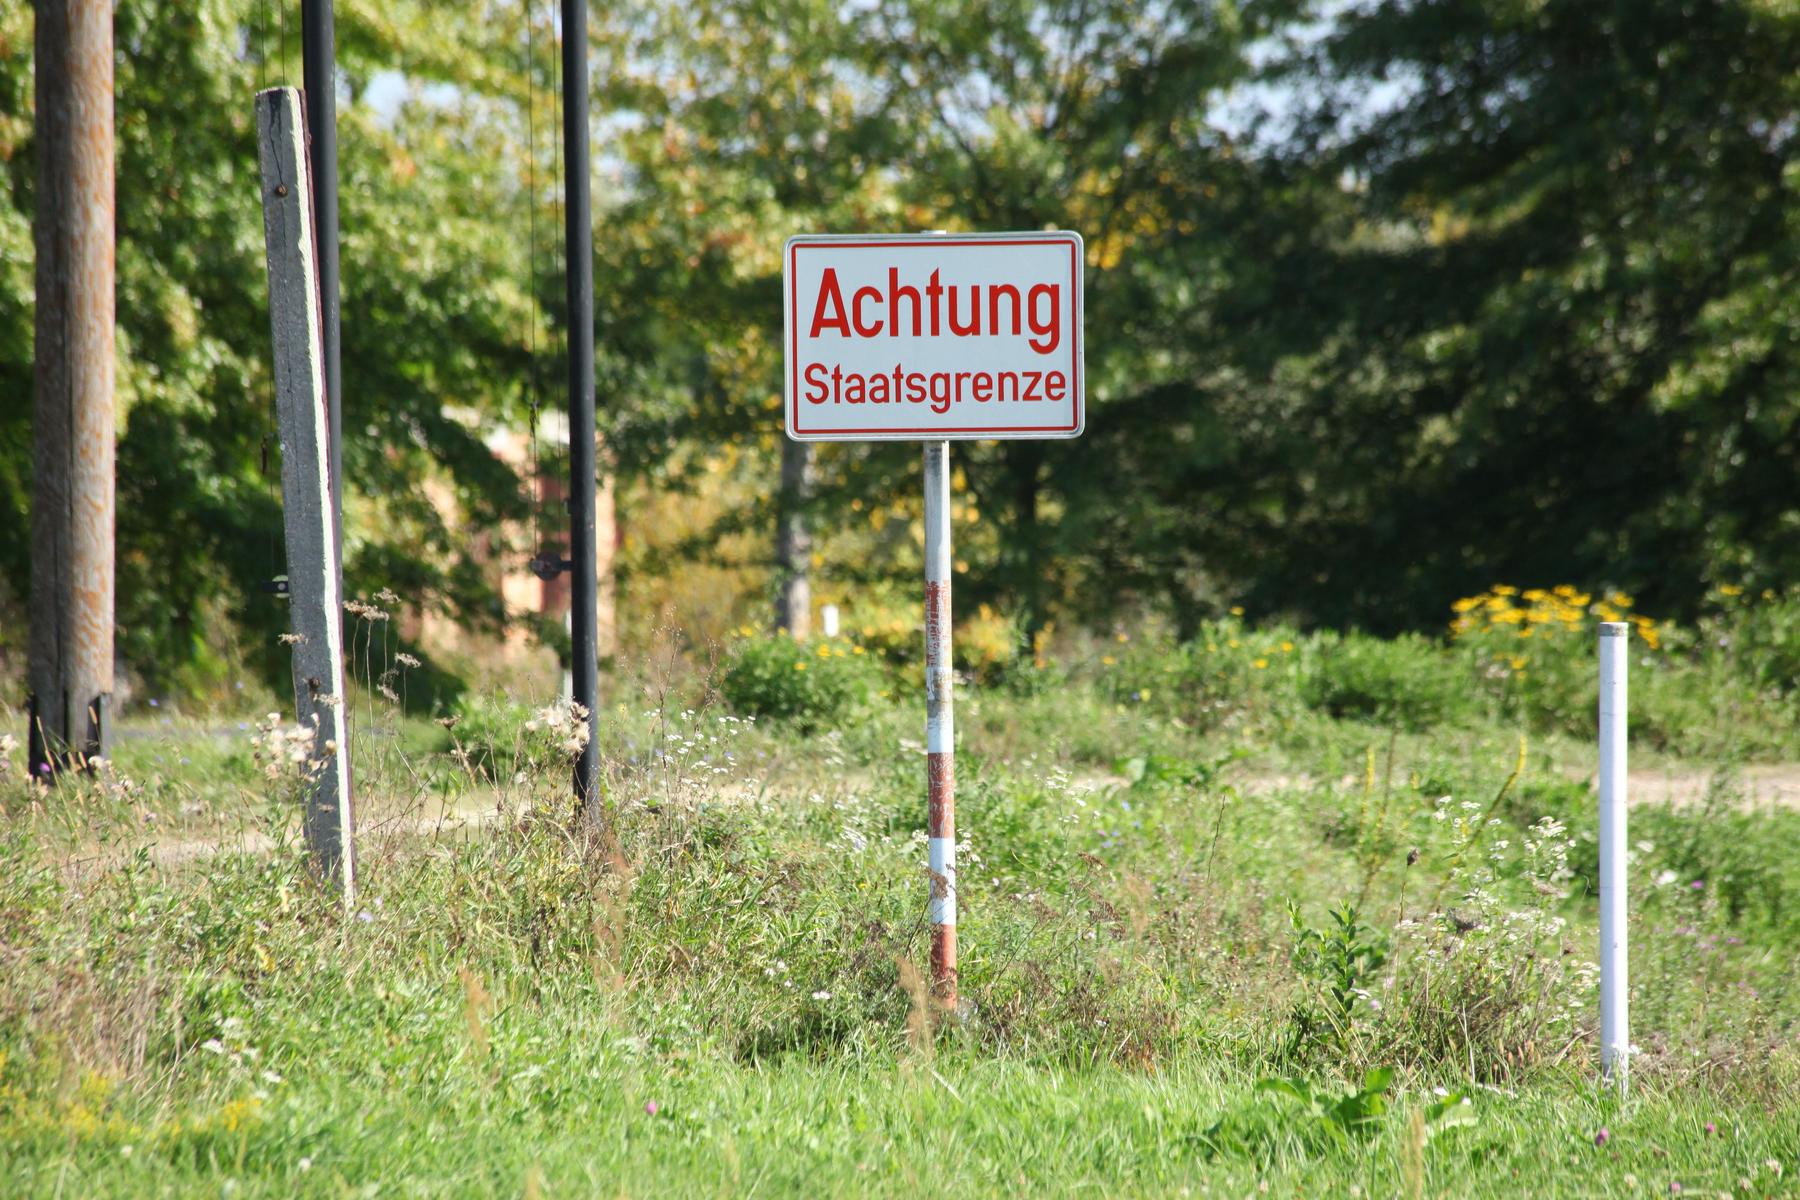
[561, 0, 602, 824]
[300, 0, 341, 583]
[783, 230, 1085, 1010]
[922, 440, 957, 1004]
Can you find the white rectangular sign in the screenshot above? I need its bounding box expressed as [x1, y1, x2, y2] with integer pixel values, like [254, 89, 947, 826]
[784, 231, 1084, 441]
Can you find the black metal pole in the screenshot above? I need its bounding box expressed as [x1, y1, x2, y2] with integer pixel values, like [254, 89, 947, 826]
[562, 0, 601, 820]
[301, 0, 342, 580]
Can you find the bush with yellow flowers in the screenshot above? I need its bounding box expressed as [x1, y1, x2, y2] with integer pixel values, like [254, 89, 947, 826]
[1449, 585, 1665, 734]
[719, 630, 883, 729]
[838, 591, 1020, 683]
[955, 603, 1021, 683]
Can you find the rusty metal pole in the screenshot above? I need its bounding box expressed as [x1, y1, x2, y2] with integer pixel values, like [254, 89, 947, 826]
[923, 440, 957, 1008]
[28, 0, 115, 779]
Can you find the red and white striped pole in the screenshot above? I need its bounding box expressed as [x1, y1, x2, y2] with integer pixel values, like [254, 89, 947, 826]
[923, 439, 957, 1008]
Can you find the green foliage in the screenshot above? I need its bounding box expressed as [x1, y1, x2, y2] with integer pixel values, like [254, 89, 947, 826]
[1301, 633, 1469, 730]
[9, 0, 1800, 697]
[1288, 901, 1391, 1030]
[1255, 1068, 1395, 1148]
[0, 0, 561, 701]
[1, 646, 1799, 1193]
[719, 634, 882, 728]
[445, 694, 580, 781]
[1259, 0, 1800, 630]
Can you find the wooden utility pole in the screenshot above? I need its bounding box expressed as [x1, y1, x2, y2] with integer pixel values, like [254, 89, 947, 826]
[28, 0, 115, 778]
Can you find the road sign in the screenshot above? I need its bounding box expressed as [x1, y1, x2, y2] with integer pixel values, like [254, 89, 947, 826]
[784, 232, 1084, 441]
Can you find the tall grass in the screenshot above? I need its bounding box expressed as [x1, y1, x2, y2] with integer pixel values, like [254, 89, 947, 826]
[1, 590, 1797, 1195]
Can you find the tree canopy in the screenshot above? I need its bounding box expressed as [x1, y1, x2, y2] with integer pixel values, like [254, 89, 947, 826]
[2, 0, 1793, 696]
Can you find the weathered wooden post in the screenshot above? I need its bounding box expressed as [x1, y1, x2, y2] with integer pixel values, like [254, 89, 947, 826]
[256, 87, 355, 898]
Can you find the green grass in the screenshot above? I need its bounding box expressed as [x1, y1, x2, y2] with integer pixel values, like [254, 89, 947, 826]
[2, 600, 1799, 1197]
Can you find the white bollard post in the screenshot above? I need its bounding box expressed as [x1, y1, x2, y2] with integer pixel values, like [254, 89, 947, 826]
[922, 441, 956, 1009]
[1598, 621, 1630, 1090]
[821, 604, 840, 639]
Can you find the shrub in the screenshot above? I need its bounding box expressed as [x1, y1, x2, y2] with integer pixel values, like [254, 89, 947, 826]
[1699, 584, 1800, 697]
[445, 694, 586, 780]
[1107, 619, 1306, 731]
[1301, 632, 1468, 730]
[1449, 584, 1661, 735]
[1446, 584, 1800, 755]
[719, 633, 883, 728]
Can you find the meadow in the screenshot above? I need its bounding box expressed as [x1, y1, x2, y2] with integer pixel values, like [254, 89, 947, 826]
[2, 586, 1798, 1197]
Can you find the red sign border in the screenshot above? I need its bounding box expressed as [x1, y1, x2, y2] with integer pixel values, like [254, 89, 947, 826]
[785, 234, 1084, 441]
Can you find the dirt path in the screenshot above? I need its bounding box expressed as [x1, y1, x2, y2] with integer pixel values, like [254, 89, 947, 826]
[1621, 763, 1800, 811]
[1207, 763, 1800, 812]
[58, 792, 506, 878]
[57, 759, 1800, 878]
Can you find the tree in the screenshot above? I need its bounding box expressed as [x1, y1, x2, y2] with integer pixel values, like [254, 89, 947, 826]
[1238, 0, 1800, 629]
[595, 0, 1300, 639]
[1, 0, 564, 699]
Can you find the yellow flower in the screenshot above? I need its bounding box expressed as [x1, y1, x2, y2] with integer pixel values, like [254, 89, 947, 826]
[851, 646, 865, 655]
[1719, 584, 1744, 597]
[1252, 658, 1268, 669]
[1116, 632, 1129, 643]
[1509, 656, 1527, 671]
[1280, 641, 1295, 653]
[1493, 584, 1518, 596]
[817, 645, 832, 657]
[1229, 606, 1245, 617]
[1101, 655, 1117, 666]
[1452, 596, 1481, 614]
[793, 662, 807, 672]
